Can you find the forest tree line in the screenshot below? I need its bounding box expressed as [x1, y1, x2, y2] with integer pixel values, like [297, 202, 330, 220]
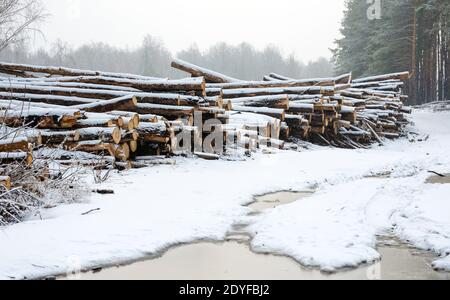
[0, 1, 334, 81]
[0, 36, 335, 81]
[3, 0, 448, 105]
[334, 0, 450, 104]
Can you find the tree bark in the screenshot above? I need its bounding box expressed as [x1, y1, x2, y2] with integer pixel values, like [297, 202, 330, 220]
[171, 59, 241, 83]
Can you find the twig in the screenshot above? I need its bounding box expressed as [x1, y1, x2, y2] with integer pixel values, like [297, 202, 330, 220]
[92, 189, 114, 195]
[81, 208, 101, 216]
[428, 171, 446, 178]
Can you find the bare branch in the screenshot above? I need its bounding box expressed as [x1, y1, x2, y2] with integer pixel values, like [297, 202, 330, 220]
[0, 0, 46, 51]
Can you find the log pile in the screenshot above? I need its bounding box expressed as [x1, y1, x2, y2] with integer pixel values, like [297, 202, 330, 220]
[259, 70, 412, 148]
[173, 59, 411, 149]
[0, 60, 412, 183]
[0, 61, 246, 181]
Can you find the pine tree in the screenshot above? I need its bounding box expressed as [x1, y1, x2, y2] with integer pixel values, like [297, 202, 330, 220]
[334, 0, 449, 104]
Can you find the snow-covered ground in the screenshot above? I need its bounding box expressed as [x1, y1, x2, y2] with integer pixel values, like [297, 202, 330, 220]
[0, 110, 449, 279]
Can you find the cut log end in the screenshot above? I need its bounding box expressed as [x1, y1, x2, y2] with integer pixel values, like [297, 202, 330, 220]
[0, 176, 11, 190]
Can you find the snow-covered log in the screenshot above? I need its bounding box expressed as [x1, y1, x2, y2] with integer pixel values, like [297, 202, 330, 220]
[60, 76, 206, 96]
[171, 59, 241, 83]
[205, 88, 223, 97]
[0, 91, 97, 106]
[221, 86, 334, 98]
[0, 82, 207, 107]
[40, 130, 80, 145]
[232, 106, 285, 121]
[0, 176, 11, 190]
[268, 73, 294, 81]
[0, 62, 163, 81]
[74, 118, 117, 129]
[65, 140, 115, 157]
[207, 78, 336, 90]
[205, 95, 224, 109]
[0, 137, 31, 152]
[263, 76, 281, 82]
[132, 103, 194, 118]
[352, 72, 410, 83]
[230, 94, 290, 109]
[137, 114, 161, 123]
[121, 130, 139, 143]
[108, 111, 140, 128]
[137, 122, 173, 144]
[335, 73, 353, 85]
[194, 152, 221, 160]
[288, 103, 315, 114]
[0, 80, 142, 92]
[77, 127, 122, 144]
[0, 152, 33, 165]
[178, 95, 205, 106]
[0, 108, 80, 129]
[73, 95, 137, 113]
[1, 129, 43, 146]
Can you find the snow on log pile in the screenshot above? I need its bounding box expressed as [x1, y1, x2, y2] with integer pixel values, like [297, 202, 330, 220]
[262, 70, 412, 148]
[0, 60, 412, 187]
[0, 61, 249, 185]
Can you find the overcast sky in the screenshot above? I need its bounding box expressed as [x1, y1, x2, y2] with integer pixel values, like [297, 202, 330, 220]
[37, 0, 346, 62]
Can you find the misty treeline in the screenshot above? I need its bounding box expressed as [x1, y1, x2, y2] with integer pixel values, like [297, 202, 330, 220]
[334, 0, 450, 105]
[0, 36, 335, 81]
[0, 0, 334, 80]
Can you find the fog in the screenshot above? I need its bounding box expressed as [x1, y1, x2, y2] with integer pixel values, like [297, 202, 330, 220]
[38, 0, 346, 62]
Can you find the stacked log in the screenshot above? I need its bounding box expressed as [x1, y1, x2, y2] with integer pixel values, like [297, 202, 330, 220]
[0, 61, 243, 170]
[0, 60, 412, 178]
[170, 62, 352, 151]
[258, 70, 411, 148]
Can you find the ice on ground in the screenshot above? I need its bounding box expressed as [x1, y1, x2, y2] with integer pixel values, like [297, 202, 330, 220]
[0, 110, 449, 279]
[249, 111, 450, 272]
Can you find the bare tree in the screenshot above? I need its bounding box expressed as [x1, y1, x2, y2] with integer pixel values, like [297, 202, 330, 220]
[0, 35, 335, 79]
[0, 0, 45, 51]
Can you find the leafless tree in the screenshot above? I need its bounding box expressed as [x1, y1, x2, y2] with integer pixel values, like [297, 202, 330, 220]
[0, 0, 45, 51]
[0, 35, 335, 79]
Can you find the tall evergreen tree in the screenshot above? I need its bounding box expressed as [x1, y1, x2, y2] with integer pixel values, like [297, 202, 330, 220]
[334, 0, 449, 104]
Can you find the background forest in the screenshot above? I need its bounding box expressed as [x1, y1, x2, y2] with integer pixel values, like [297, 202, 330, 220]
[334, 0, 450, 104]
[0, 37, 335, 82]
[1, 0, 449, 104]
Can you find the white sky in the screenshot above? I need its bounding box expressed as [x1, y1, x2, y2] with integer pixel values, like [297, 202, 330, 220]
[36, 0, 346, 62]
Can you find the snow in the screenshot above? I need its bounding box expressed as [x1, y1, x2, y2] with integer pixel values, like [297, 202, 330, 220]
[249, 110, 450, 272]
[232, 106, 284, 115]
[70, 76, 203, 86]
[3, 81, 142, 92]
[0, 110, 449, 279]
[207, 77, 336, 89]
[229, 94, 288, 103]
[223, 86, 324, 98]
[0, 136, 28, 145]
[0, 152, 28, 159]
[352, 72, 410, 83]
[0, 105, 80, 118]
[0, 62, 164, 81]
[172, 58, 240, 83]
[0, 91, 97, 105]
[0, 82, 193, 101]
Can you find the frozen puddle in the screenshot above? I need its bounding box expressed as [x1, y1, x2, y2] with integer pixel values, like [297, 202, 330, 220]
[63, 191, 449, 280]
[247, 191, 314, 213]
[426, 173, 450, 184]
[69, 242, 448, 280]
